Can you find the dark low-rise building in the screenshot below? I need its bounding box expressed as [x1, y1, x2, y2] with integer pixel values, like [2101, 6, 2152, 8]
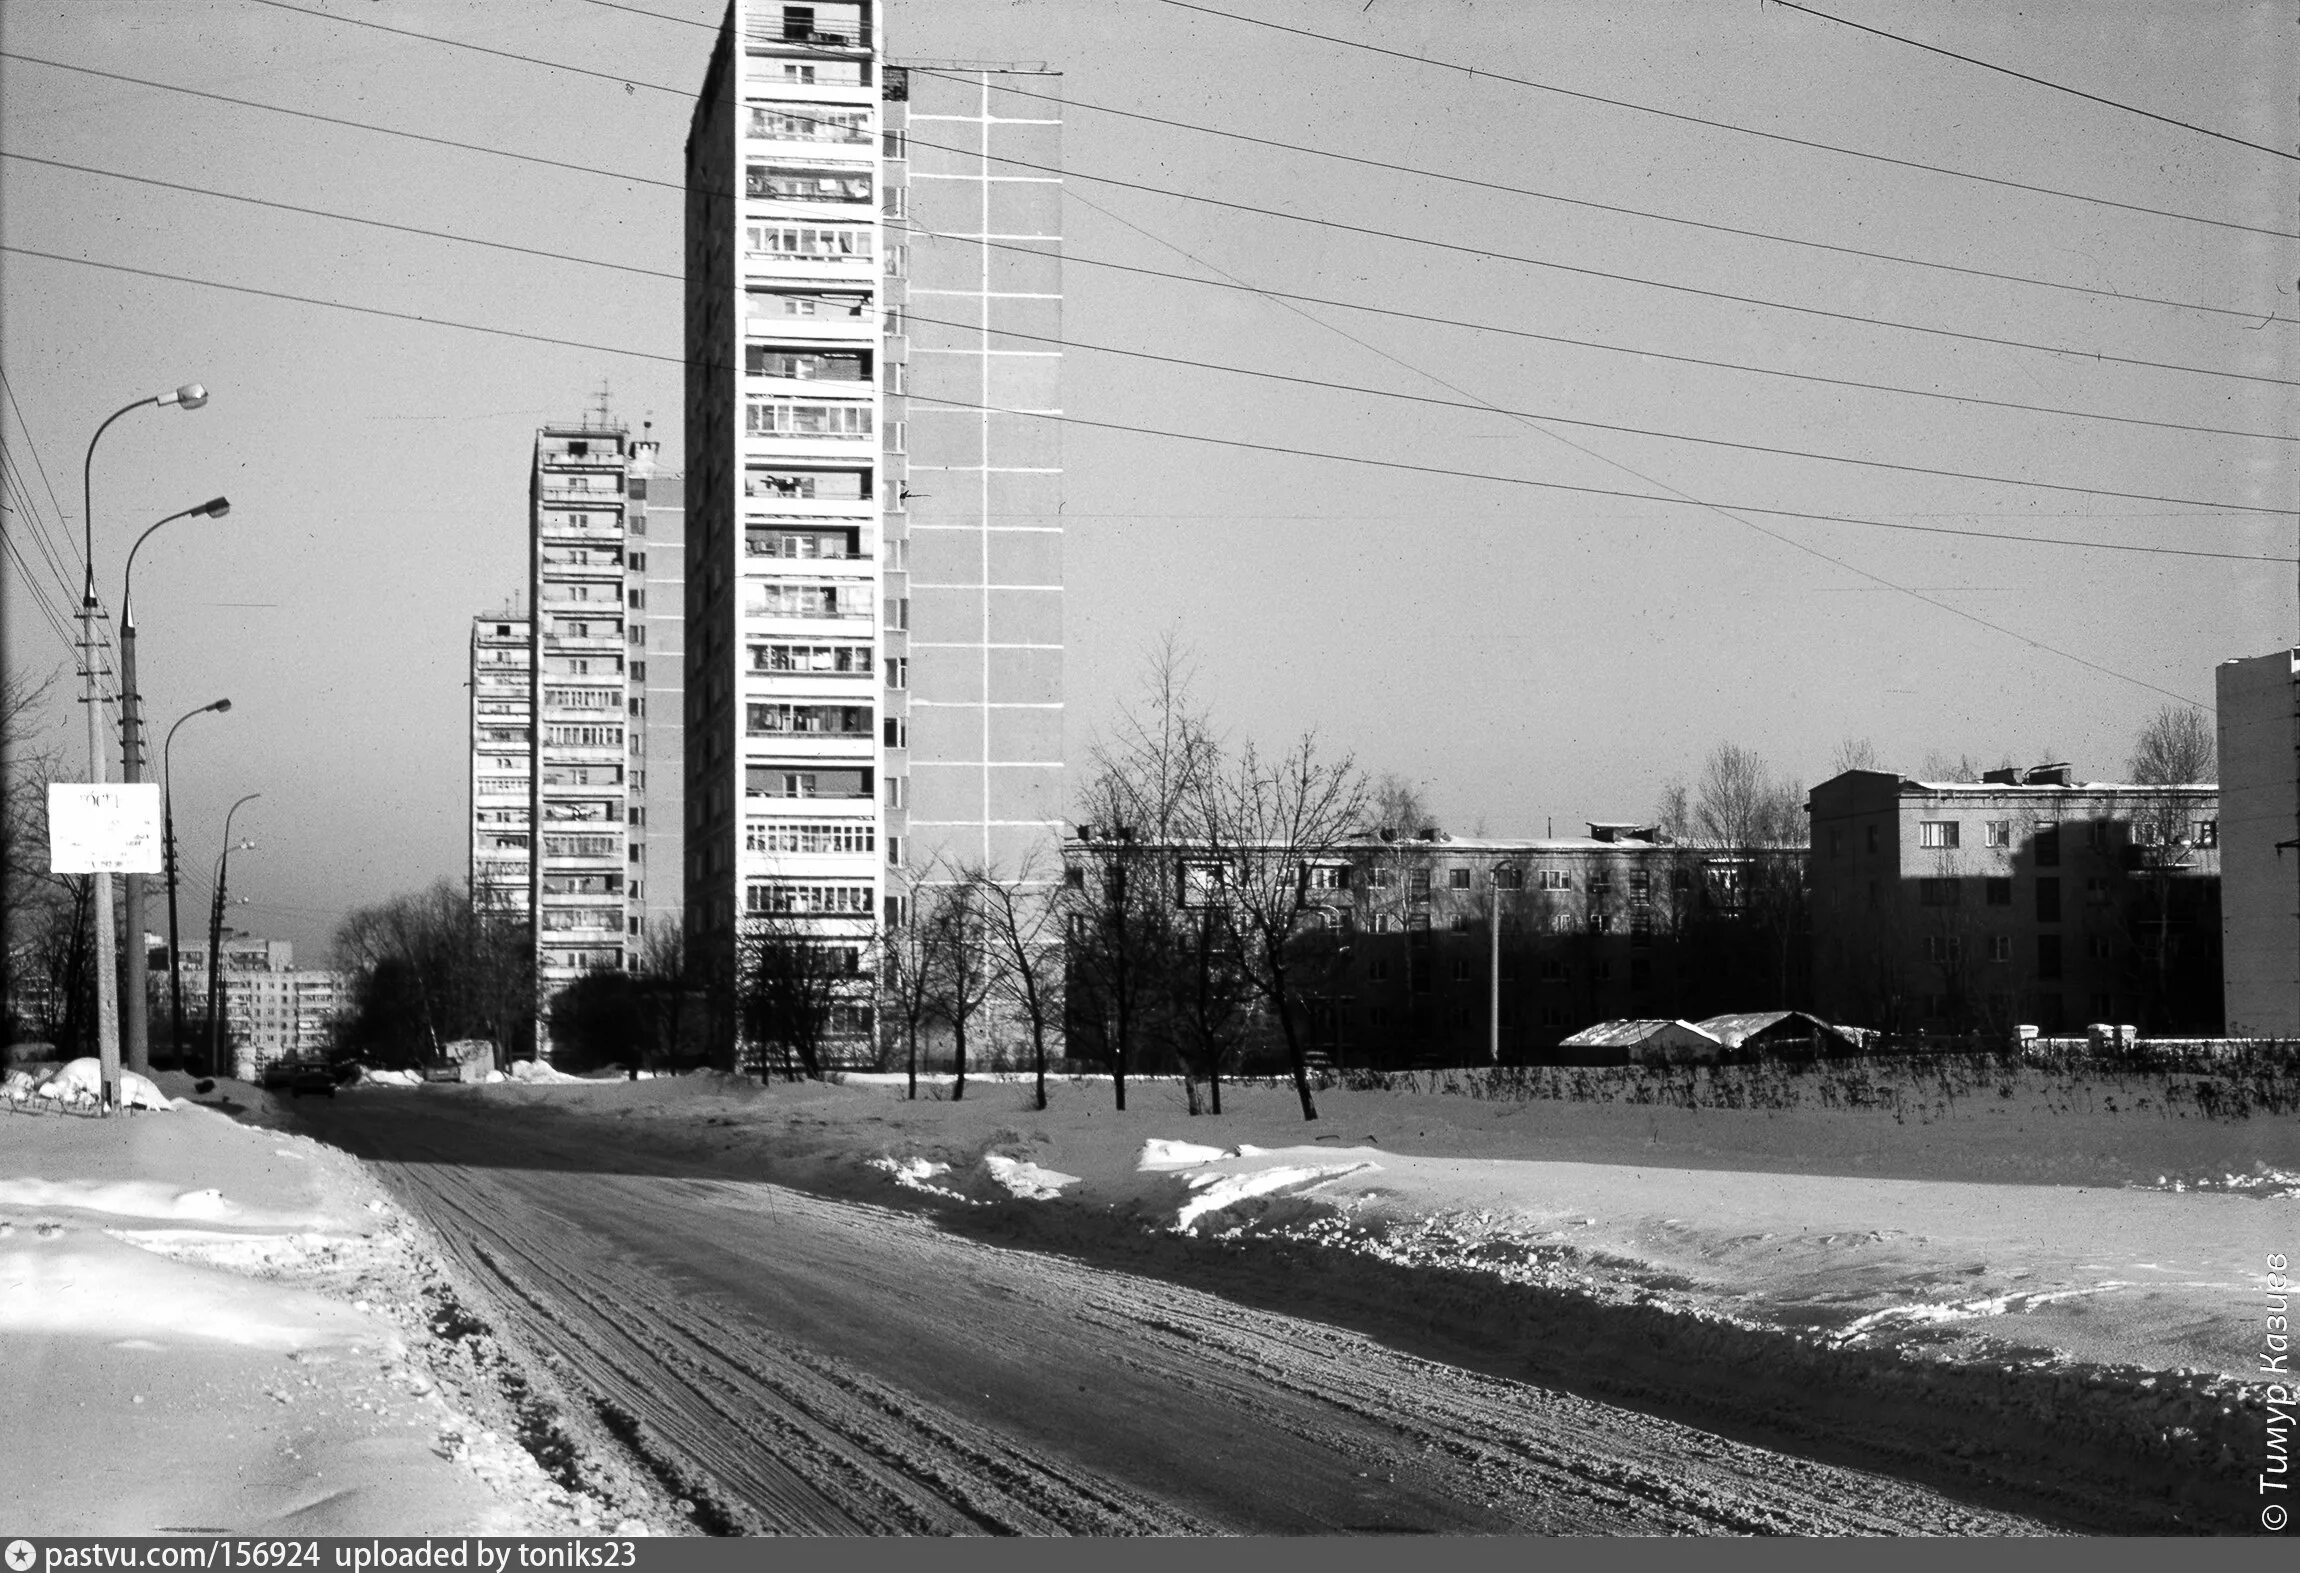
[1806, 766, 2220, 1037]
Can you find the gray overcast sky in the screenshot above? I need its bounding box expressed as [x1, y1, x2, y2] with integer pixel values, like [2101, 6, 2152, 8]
[3, 0, 2293, 962]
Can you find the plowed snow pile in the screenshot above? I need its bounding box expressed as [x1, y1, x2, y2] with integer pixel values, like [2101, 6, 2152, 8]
[1, 1083, 659, 1536]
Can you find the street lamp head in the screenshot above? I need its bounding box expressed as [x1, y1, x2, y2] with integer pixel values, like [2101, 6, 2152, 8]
[159, 384, 209, 410]
[195, 496, 230, 519]
[207, 698, 232, 715]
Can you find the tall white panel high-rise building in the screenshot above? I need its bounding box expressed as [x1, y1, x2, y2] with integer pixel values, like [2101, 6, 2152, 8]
[684, 1, 1063, 1066]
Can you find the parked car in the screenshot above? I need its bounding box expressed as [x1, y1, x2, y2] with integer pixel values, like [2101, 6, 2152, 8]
[286, 1064, 336, 1098]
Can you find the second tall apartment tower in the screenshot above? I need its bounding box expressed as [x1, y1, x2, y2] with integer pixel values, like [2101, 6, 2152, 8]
[684, 0, 1064, 1064]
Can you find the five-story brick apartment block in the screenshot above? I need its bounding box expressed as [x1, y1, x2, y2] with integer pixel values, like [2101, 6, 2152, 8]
[1808, 765, 2221, 1037]
[685, 0, 1064, 1065]
[1064, 824, 1805, 1070]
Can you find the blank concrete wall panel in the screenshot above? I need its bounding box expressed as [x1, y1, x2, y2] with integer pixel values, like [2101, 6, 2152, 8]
[987, 531, 1061, 588]
[984, 472, 1059, 515]
[909, 705, 980, 761]
[984, 414, 1061, 467]
[911, 654, 984, 704]
[985, 246, 1061, 297]
[986, 298, 1061, 342]
[910, 585, 984, 643]
[988, 180, 1061, 236]
[988, 646, 1062, 705]
[988, 586, 1062, 645]
[985, 355, 1060, 411]
[988, 706, 1062, 763]
[984, 121, 1061, 169]
[907, 301, 983, 348]
[987, 765, 1065, 825]
[909, 761, 985, 822]
[908, 530, 983, 583]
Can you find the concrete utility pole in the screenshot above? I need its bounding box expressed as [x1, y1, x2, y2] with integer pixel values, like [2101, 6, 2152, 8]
[163, 699, 230, 1064]
[78, 382, 209, 1110]
[207, 793, 259, 1078]
[119, 498, 230, 1073]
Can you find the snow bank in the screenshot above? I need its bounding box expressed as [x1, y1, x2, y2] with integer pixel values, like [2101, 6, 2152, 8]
[350, 1066, 421, 1088]
[984, 1154, 1081, 1200]
[866, 1155, 980, 1204]
[0, 1178, 243, 1221]
[20, 1058, 172, 1111]
[1173, 1162, 1379, 1231]
[508, 1060, 587, 1085]
[1138, 1139, 1226, 1170]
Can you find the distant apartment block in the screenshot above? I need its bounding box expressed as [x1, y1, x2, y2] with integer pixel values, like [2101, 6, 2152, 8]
[467, 420, 686, 1051]
[161, 930, 342, 1069]
[469, 611, 533, 914]
[527, 419, 687, 1007]
[683, 1, 1064, 1065]
[2217, 650, 2300, 1035]
[1808, 765, 2221, 1037]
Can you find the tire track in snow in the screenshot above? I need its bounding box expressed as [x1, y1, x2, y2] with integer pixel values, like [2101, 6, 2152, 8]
[302, 1101, 2048, 1535]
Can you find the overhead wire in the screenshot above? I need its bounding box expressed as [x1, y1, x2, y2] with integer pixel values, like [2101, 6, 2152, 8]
[236, 0, 2300, 376]
[1770, 0, 2298, 162]
[890, 127, 2300, 390]
[4, 150, 2281, 516]
[894, 306, 2288, 516]
[4, 243, 2282, 571]
[1154, 0, 2299, 240]
[1055, 187, 2221, 709]
[898, 66, 2292, 325]
[11, 51, 2290, 434]
[5, 244, 2280, 569]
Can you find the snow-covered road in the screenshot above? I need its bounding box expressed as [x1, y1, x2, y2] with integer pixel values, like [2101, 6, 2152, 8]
[294, 1094, 2049, 1536]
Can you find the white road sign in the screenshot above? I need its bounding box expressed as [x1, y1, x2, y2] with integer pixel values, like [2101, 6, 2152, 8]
[48, 783, 163, 874]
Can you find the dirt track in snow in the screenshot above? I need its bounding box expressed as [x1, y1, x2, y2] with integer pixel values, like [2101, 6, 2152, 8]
[292, 1094, 2051, 1536]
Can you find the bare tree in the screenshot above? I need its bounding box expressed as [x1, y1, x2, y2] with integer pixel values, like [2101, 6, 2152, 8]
[1066, 637, 1219, 1108]
[965, 856, 1067, 1112]
[739, 903, 870, 1082]
[1366, 772, 1436, 837]
[1196, 732, 1369, 1122]
[1653, 778, 1691, 843]
[1693, 743, 1803, 848]
[2129, 705, 2215, 785]
[335, 881, 534, 1066]
[879, 880, 942, 1100]
[923, 879, 999, 1102]
[1829, 736, 1882, 775]
[1917, 749, 1984, 784]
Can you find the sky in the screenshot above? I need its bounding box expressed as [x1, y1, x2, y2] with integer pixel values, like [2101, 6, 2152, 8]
[3, 0, 2294, 963]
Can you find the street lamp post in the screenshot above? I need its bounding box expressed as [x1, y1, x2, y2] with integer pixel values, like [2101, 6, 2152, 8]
[162, 699, 230, 1065]
[119, 499, 230, 1075]
[80, 382, 208, 1111]
[1490, 867, 1519, 1066]
[206, 793, 259, 1078]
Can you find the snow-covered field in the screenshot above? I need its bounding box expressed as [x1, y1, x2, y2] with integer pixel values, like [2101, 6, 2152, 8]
[413, 1060, 2289, 1526]
[8, 1056, 2290, 1533]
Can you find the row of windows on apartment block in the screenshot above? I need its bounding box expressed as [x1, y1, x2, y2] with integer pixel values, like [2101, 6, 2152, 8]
[1070, 861, 1713, 901]
[1901, 874, 2201, 918]
[1839, 818, 2218, 856]
[473, 806, 652, 831]
[1911, 932, 2170, 974]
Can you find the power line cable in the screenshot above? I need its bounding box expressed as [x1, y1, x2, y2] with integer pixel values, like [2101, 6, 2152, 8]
[8, 149, 2278, 514]
[900, 65, 2291, 325]
[1055, 187, 2224, 710]
[0, 454, 88, 618]
[899, 387, 2284, 565]
[2, 151, 682, 284]
[1156, 0, 2298, 240]
[1771, 0, 2298, 162]
[0, 50, 686, 201]
[897, 307, 2288, 516]
[8, 243, 2277, 572]
[893, 128, 2300, 389]
[0, 369, 83, 567]
[238, 0, 2300, 361]
[8, 53, 2282, 442]
[924, 231, 2297, 446]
